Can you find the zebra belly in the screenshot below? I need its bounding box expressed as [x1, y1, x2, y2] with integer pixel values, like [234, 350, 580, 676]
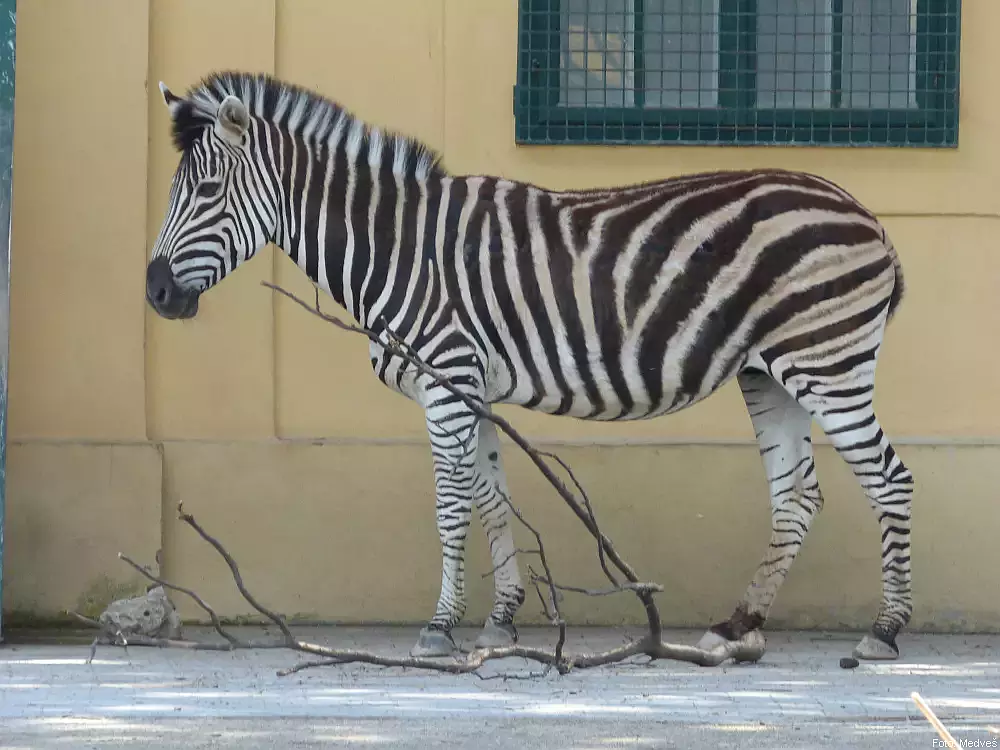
[490, 344, 742, 422]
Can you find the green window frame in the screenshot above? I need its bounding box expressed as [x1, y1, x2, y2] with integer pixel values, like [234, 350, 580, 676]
[514, 0, 961, 147]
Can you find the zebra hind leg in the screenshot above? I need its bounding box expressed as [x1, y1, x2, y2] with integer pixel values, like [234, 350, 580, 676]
[695, 367, 823, 664]
[762, 319, 913, 661]
[803, 388, 913, 661]
[471, 418, 526, 650]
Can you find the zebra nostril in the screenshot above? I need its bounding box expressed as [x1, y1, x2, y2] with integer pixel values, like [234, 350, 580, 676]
[146, 257, 178, 313]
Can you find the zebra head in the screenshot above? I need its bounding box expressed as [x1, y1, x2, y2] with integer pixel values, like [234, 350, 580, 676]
[146, 79, 275, 320]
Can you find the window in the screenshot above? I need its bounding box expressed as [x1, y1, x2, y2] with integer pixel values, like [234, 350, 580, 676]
[514, 0, 960, 146]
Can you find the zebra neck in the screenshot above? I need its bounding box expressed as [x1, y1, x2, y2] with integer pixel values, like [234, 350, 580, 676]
[272, 134, 438, 332]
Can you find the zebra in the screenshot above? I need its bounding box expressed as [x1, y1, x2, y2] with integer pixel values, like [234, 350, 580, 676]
[146, 71, 913, 664]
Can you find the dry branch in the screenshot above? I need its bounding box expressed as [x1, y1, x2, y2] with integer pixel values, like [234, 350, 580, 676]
[533, 577, 664, 598]
[77, 282, 763, 676]
[178, 503, 296, 643]
[481, 548, 540, 580]
[538, 450, 619, 589]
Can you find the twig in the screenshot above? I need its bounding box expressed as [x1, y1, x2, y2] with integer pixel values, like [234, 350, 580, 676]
[539, 450, 619, 589]
[69, 611, 258, 653]
[96, 634, 238, 651]
[177, 502, 296, 644]
[444, 415, 481, 485]
[70, 607, 285, 654]
[285, 641, 555, 673]
[481, 548, 540, 580]
[117, 552, 241, 648]
[278, 658, 346, 677]
[69, 610, 105, 631]
[531, 576, 664, 598]
[475, 669, 552, 682]
[68, 611, 114, 664]
[531, 571, 558, 622]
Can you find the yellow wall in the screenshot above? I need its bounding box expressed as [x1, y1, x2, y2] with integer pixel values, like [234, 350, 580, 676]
[4, 0, 999, 634]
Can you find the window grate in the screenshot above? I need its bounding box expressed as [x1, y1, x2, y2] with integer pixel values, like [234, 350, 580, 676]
[515, 0, 960, 146]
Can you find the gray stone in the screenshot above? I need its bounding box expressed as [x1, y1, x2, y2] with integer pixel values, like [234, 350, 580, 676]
[97, 585, 183, 641]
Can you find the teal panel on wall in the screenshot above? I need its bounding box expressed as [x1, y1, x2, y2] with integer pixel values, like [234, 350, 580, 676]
[0, 0, 16, 643]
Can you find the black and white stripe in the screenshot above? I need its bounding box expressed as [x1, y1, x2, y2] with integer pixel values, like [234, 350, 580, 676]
[148, 72, 912, 662]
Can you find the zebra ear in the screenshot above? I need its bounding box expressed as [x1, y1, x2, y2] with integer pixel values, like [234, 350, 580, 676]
[215, 95, 250, 145]
[159, 81, 184, 118]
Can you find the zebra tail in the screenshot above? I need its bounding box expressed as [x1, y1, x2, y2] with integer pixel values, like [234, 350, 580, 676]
[883, 228, 906, 322]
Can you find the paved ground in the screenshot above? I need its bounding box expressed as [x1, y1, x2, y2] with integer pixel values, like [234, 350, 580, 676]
[1, 626, 998, 748]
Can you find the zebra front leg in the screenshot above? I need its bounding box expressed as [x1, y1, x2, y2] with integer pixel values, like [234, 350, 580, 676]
[472, 417, 526, 649]
[696, 369, 822, 664]
[410, 389, 482, 658]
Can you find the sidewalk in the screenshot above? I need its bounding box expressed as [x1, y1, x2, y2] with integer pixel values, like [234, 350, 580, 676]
[1, 626, 997, 748]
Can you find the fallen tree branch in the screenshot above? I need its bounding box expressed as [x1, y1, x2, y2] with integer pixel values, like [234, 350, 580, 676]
[76, 281, 765, 675]
[78, 499, 757, 674]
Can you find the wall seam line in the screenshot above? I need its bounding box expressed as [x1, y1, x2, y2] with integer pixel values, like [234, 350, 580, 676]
[143, 0, 154, 445]
[440, 0, 447, 157]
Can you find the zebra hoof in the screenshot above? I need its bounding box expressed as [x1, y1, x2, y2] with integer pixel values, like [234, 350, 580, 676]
[853, 634, 899, 661]
[410, 627, 458, 658]
[474, 620, 518, 650]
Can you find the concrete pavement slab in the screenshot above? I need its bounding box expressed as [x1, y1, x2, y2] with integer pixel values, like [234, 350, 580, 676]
[0, 627, 997, 748]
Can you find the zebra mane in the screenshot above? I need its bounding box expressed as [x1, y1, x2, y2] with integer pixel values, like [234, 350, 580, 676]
[170, 71, 446, 181]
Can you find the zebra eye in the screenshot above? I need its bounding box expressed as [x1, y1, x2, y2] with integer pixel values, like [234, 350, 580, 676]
[195, 181, 222, 199]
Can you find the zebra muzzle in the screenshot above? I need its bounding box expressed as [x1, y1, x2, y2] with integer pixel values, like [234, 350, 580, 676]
[146, 257, 200, 320]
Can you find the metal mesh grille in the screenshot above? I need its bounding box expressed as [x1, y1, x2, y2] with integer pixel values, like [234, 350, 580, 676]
[515, 0, 960, 146]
